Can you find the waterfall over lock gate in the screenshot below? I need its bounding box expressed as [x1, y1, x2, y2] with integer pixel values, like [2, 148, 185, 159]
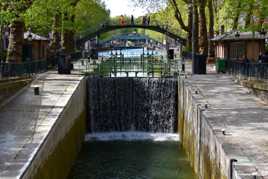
[87, 77, 178, 133]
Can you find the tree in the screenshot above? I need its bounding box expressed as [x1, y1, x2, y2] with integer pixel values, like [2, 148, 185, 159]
[197, 0, 207, 55]
[61, 0, 80, 54]
[208, 0, 214, 57]
[24, 0, 109, 55]
[134, 0, 200, 52]
[0, 0, 34, 62]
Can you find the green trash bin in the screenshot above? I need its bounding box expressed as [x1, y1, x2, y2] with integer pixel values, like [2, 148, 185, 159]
[216, 59, 226, 73]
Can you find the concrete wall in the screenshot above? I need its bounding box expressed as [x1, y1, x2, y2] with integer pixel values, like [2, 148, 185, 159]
[178, 76, 230, 179]
[239, 79, 268, 103]
[21, 77, 87, 179]
[178, 75, 268, 179]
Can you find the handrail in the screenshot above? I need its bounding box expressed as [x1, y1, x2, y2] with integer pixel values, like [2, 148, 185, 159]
[0, 60, 48, 78]
[226, 60, 268, 80]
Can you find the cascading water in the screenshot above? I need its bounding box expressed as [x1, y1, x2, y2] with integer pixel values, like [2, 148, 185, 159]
[69, 76, 197, 179]
[87, 77, 178, 133]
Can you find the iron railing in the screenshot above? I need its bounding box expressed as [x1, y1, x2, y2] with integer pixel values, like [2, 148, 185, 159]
[0, 60, 47, 78]
[226, 60, 268, 80]
[73, 57, 180, 78]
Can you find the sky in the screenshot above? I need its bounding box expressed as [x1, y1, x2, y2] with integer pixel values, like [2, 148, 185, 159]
[103, 0, 147, 17]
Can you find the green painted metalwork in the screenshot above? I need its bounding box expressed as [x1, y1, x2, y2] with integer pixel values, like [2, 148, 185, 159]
[81, 56, 179, 77]
[0, 60, 47, 77]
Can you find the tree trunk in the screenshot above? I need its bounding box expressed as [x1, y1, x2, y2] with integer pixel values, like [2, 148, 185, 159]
[0, 25, 4, 62]
[170, 0, 193, 50]
[232, 1, 241, 30]
[62, 30, 75, 53]
[194, 1, 199, 53]
[245, 3, 254, 29]
[49, 13, 61, 56]
[198, 0, 208, 56]
[6, 20, 24, 63]
[208, 0, 214, 57]
[187, 1, 193, 50]
[61, 15, 75, 54]
[61, 0, 80, 54]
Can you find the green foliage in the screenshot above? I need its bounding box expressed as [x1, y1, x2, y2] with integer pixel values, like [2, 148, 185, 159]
[0, 0, 33, 25]
[218, 0, 268, 31]
[24, 0, 53, 35]
[75, 0, 109, 36]
[23, 0, 109, 36]
[135, 0, 268, 33]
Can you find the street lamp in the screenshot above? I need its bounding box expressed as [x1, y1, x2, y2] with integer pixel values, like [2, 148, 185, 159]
[27, 29, 33, 41]
[235, 31, 240, 38]
[259, 28, 267, 36]
[27, 28, 33, 62]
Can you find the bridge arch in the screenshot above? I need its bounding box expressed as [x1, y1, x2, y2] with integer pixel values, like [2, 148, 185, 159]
[77, 25, 187, 46]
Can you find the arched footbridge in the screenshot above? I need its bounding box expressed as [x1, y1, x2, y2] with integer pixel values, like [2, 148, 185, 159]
[77, 25, 187, 46]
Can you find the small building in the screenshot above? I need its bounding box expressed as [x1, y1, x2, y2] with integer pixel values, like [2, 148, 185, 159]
[211, 31, 267, 61]
[23, 31, 49, 61]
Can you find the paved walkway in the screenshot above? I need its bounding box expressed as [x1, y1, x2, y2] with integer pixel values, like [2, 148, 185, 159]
[184, 74, 268, 178]
[0, 71, 83, 178]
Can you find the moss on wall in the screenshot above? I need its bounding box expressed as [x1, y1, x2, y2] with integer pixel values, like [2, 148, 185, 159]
[33, 111, 86, 179]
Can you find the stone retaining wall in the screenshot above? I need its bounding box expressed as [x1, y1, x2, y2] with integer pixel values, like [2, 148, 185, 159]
[239, 79, 268, 103]
[178, 75, 268, 179]
[21, 76, 87, 179]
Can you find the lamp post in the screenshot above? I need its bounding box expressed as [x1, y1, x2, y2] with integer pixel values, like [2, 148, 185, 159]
[234, 31, 240, 59]
[235, 31, 240, 38]
[27, 28, 33, 62]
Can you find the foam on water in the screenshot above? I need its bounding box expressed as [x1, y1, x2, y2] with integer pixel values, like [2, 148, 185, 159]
[85, 132, 180, 142]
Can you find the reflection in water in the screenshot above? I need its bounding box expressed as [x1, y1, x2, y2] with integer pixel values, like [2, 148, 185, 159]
[69, 141, 197, 179]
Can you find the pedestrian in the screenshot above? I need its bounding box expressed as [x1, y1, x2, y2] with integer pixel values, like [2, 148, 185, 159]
[258, 52, 263, 63]
[147, 16, 150, 26]
[142, 16, 146, 26]
[131, 15, 134, 25]
[262, 51, 268, 63]
[242, 55, 250, 64]
[119, 15, 125, 26]
[181, 57, 185, 72]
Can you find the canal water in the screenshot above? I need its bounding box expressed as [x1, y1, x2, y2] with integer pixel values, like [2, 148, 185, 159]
[69, 48, 195, 179]
[68, 141, 197, 179]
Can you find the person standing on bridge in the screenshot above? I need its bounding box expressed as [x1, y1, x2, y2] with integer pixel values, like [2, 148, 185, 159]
[147, 16, 150, 26]
[119, 15, 126, 26]
[142, 16, 146, 26]
[131, 15, 134, 25]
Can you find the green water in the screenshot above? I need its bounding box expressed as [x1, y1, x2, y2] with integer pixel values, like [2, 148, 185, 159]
[69, 141, 197, 179]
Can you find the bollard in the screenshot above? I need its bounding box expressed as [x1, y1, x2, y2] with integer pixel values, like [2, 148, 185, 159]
[230, 158, 238, 179]
[34, 86, 40, 96]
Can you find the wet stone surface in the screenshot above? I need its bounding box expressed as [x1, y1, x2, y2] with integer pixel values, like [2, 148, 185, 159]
[183, 74, 268, 178]
[0, 72, 84, 178]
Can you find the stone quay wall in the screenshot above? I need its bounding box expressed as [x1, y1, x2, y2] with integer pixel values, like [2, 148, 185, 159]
[178, 74, 268, 179]
[20, 75, 87, 179]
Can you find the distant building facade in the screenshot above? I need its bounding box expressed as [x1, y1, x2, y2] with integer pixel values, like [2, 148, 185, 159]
[212, 31, 267, 61]
[23, 31, 49, 61]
